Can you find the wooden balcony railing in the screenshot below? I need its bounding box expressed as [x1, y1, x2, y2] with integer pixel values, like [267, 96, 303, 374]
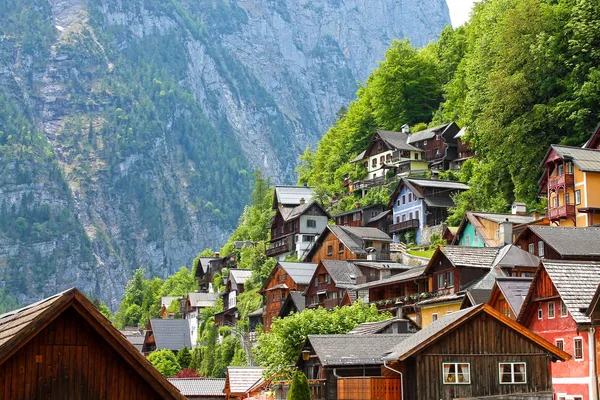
[548, 204, 576, 220]
[266, 241, 290, 257]
[338, 377, 401, 400]
[388, 219, 420, 233]
[323, 297, 343, 309]
[548, 173, 574, 190]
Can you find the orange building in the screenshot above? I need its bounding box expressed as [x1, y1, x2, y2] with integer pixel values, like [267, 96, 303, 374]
[539, 127, 600, 227]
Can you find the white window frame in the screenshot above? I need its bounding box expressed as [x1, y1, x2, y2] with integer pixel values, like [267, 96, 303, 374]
[528, 243, 535, 254]
[442, 362, 471, 385]
[575, 190, 581, 205]
[498, 362, 527, 384]
[556, 394, 566, 400]
[574, 337, 584, 361]
[555, 338, 564, 352]
[538, 241, 545, 257]
[560, 301, 568, 317]
[548, 302, 555, 319]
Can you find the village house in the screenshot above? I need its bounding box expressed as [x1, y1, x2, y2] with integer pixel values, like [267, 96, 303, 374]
[518, 259, 600, 400]
[267, 185, 329, 261]
[215, 269, 253, 327]
[303, 260, 360, 310]
[160, 295, 182, 319]
[405, 122, 461, 175]
[451, 205, 541, 247]
[259, 261, 318, 331]
[515, 225, 600, 261]
[450, 126, 475, 170]
[305, 225, 392, 262]
[539, 135, 600, 227]
[223, 366, 266, 400]
[195, 256, 220, 292]
[168, 378, 226, 399]
[277, 291, 306, 319]
[388, 178, 469, 244]
[347, 316, 420, 335]
[182, 292, 219, 346]
[0, 288, 187, 400]
[487, 277, 533, 320]
[119, 326, 145, 353]
[206, 253, 238, 291]
[142, 318, 192, 355]
[382, 304, 570, 400]
[418, 245, 539, 327]
[332, 203, 391, 232]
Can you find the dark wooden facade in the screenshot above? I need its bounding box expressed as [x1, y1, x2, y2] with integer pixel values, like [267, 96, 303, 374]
[408, 123, 460, 171]
[515, 227, 600, 261]
[260, 264, 309, 331]
[308, 228, 391, 263]
[0, 289, 185, 400]
[304, 262, 353, 310]
[333, 205, 385, 228]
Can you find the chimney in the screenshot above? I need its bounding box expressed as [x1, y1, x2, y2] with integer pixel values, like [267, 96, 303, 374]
[396, 301, 404, 319]
[401, 124, 410, 134]
[214, 251, 220, 258]
[299, 197, 305, 205]
[499, 219, 513, 245]
[511, 202, 527, 216]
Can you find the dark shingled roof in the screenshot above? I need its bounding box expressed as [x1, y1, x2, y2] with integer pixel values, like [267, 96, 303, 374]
[406, 178, 470, 191]
[549, 145, 600, 172]
[307, 334, 412, 366]
[423, 197, 455, 209]
[495, 277, 533, 316]
[329, 226, 392, 255]
[168, 378, 226, 397]
[406, 123, 451, 144]
[149, 319, 192, 351]
[348, 318, 418, 335]
[278, 291, 307, 317]
[525, 226, 600, 257]
[377, 130, 423, 152]
[278, 262, 318, 285]
[353, 266, 427, 290]
[321, 260, 364, 288]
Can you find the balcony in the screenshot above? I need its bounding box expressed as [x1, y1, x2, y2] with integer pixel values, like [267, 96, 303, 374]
[548, 173, 574, 190]
[388, 219, 420, 234]
[323, 297, 343, 309]
[548, 204, 576, 220]
[266, 241, 290, 257]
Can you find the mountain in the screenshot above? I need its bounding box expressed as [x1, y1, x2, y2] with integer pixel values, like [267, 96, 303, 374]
[0, 0, 450, 307]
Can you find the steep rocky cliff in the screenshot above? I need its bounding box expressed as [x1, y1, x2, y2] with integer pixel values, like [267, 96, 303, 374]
[0, 0, 450, 307]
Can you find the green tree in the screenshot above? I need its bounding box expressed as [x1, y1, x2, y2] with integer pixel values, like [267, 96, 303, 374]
[177, 346, 192, 369]
[288, 371, 311, 400]
[147, 349, 182, 377]
[161, 266, 196, 297]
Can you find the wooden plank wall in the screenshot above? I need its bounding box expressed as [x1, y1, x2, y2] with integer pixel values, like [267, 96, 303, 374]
[0, 308, 163, 400]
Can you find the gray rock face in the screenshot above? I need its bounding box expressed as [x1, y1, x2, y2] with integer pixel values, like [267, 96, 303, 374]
[0, 0, 450, 308]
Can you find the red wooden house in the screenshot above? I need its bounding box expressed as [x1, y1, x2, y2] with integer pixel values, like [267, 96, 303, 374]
[406, 122, 461, 174]
[518, 259, 600, 400]
[0, 288, 186, 400]
[305, 225, 392, 263]
[487, 277, 533, 320]
[304, 260, 362, 310]
[515, 226, 600, 261]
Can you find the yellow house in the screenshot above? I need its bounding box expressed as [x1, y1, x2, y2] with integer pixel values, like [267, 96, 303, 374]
[418, 294, 464, 327]
[540, 136, 600, 227]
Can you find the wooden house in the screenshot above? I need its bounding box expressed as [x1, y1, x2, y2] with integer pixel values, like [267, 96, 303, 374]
[277, 291, 306, 319]
[487, 277, 533, 320]
[267, 186, 330, 261]
[159, 296, 182, 319]
[194, 257, 219, 292]
[450, 126, 475, 170]
[297, 334, 411, 400]
[388, 178, 469, 244]
[142, 318, 192, 355]
[406, 122, 461, 175]
[332, 204, 390, 232]
[304, 260, 360, 310]
[514, 225, 600, 261]
[538, 142, 600, 227]
[223, 366, 266, 400]
[518, 260, 600, 400]
[214, 269, 252, 327]
[451, 208, 538, 247]
[168, 378, 226, 399]
[206, 253, 238, 290]
[305, 225, 392, 263]
[259, 261, 317, 331]
[0, 288, 186, 400]
[382, 304, 570, 400]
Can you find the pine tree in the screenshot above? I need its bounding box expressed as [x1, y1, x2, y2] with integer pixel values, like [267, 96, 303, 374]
[177, 346, 192, 369]
[288, 371, 311, 400]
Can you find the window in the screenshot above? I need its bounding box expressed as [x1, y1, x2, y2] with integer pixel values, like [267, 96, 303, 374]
[372, 158, 377, 167]
[338, 242, 344, 253]
[436, 148, 441, 155]
[303, 235, 315, 242]
[560, 301, 568, 317]
[567, 162, 573, 174]
[555, 339, 564, 351]
[558, 164, 564, 175]
[436, 134, 441, 140]
[414, 153, 419, 160]
[574, 338, 583, 360]
[548, 302, 555, 319]
[415, 210, 419, 220]
[397, 200, 401, 207]
[528, 243, 535, 254]
[575, 190, 581, 205]
[574, 397, 584, 400]
[499, 362, 526, 384]
[538, 308, 543, 320]
[402, 195, 406, 205]
[432, 313, 438, 322]
[442, 363, 470, 384]
[409, 212, 413, 220]
[396, 216, 400, 223]
[437, 274, 445, 289]
[307, 219, 316, 228]
[553, 196, 558, 208]
[447, 271, 454, 288]
[565, 192, 571, 205]
[327, 245, 333, 256]
[402, 214, 407, 222]
[408, 193, 412, 202]
[495, 229, 500, 240]
[538, 241, 545, 257]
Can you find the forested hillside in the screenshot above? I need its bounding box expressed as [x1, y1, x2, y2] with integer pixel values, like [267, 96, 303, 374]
[0, 0, 450, 308]
[299, 0, 600, 221]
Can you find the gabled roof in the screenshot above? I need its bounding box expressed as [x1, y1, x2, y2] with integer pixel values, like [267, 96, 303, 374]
[278, 200, 330, 222]
[305, 334, 412, 366]
[454, 126, 467, 139]
[383, 304, 570, 362]
[350, 150, 367, 163]
[162, 296, 181, 308]
[168, 378, 226, 397]
[188, 292, 219, 308]
[406, 123, 453, 144]
[273, 186, 315, 208]
[148, 319, 192, 351]
[353, 266, 427, 290]
[367, 209, 391, 224]
[516, 226, 600, 257]
[388, 178, 468, 208]
[321, 260, 364, 288]
[304, 225, 392, 261]
[472, 212, 535, 225]
[494, 277, 533, 317]
[278, 291, 306, 317]
[195, 257, 220, 277]
[583, 123, 600, 149]
[542, 145, 600, 172]
[494, 244, 540, 269]
[352, 261, 410, 271]
[277, 262, 318, 285]
[332, 203, 383, 218]
[348, 317, 419, 335]
[375, 130, 423, 152]
[0, 289, 186, 400]
[229, 269, 253, 287]
[405, 178, 470, 191]
[427, 246, 503, 272]
[451, 211, 536, 247]
[224, 366, 265, 395]
[519, 260, 600, 325]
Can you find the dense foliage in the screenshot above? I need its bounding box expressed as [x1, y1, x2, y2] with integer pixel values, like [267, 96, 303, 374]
[288, 371, 312, 400]
[299, 0, 600, 221]
[254, 301, 391, 377]
[147, 349, 182, 377]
